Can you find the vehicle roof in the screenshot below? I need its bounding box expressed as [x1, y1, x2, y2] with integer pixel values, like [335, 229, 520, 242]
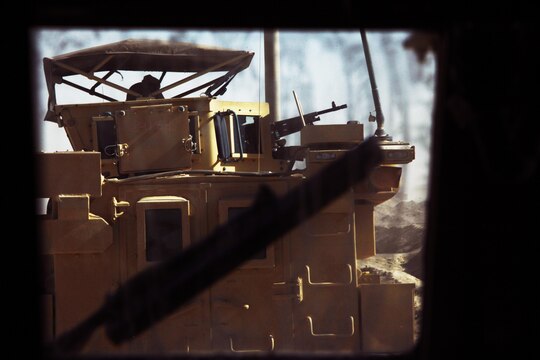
[43, 38, 254, 77]
[43, 39, 255, 121]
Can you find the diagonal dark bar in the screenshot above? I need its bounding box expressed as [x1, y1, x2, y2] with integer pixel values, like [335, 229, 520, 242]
[50, 137, 382, 355]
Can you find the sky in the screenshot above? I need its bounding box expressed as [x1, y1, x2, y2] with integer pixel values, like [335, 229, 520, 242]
[32, 29, 435, 202]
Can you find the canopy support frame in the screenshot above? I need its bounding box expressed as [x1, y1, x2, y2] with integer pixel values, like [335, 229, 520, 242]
[53, 60, 142, 98]
[148, 53, 252, 97]
[61, 78, 118, 102]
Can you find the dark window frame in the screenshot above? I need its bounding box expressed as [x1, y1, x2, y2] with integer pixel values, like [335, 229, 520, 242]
[144, 208, 184, 262]
[218, 198, 275, 268]
[136, 196, 191, 270]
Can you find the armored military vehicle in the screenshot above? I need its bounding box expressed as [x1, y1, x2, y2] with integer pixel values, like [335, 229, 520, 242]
[38, 37, 415, 354]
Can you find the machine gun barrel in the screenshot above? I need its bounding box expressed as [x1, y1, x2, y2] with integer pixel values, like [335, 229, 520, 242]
[49, 137, 381, 355]
[272, 102, 347, 139]
[316, 102, 347, 116]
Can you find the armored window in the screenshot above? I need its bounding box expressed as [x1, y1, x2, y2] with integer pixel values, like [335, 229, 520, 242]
[214, 112, 232, 161]
[214, 112, 262, 163]
[218, 199, 274, 268]
[233, 115, 261, 154]
[145, 208, 183, 261]
[228, 207, 266, 260]
[137, 196, 190, 268]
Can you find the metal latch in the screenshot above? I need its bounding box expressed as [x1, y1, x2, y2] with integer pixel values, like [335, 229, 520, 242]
[182, 135, 197, 153]
[116, 143, 129, 157]
[272, 277, 303, 302]
[111, 197, 130, 221]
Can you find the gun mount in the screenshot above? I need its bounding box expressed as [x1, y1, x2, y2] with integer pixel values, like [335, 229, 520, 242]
[271, 101, 348, 139]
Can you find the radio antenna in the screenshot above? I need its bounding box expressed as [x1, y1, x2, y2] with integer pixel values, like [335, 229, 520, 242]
[361, 30, 392, 141]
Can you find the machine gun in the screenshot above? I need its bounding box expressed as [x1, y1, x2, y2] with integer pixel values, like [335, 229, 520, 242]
[271, 100, 347, 140]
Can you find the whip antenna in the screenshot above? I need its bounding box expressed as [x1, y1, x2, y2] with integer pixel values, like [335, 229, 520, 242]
[361, 30, 392, 140]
